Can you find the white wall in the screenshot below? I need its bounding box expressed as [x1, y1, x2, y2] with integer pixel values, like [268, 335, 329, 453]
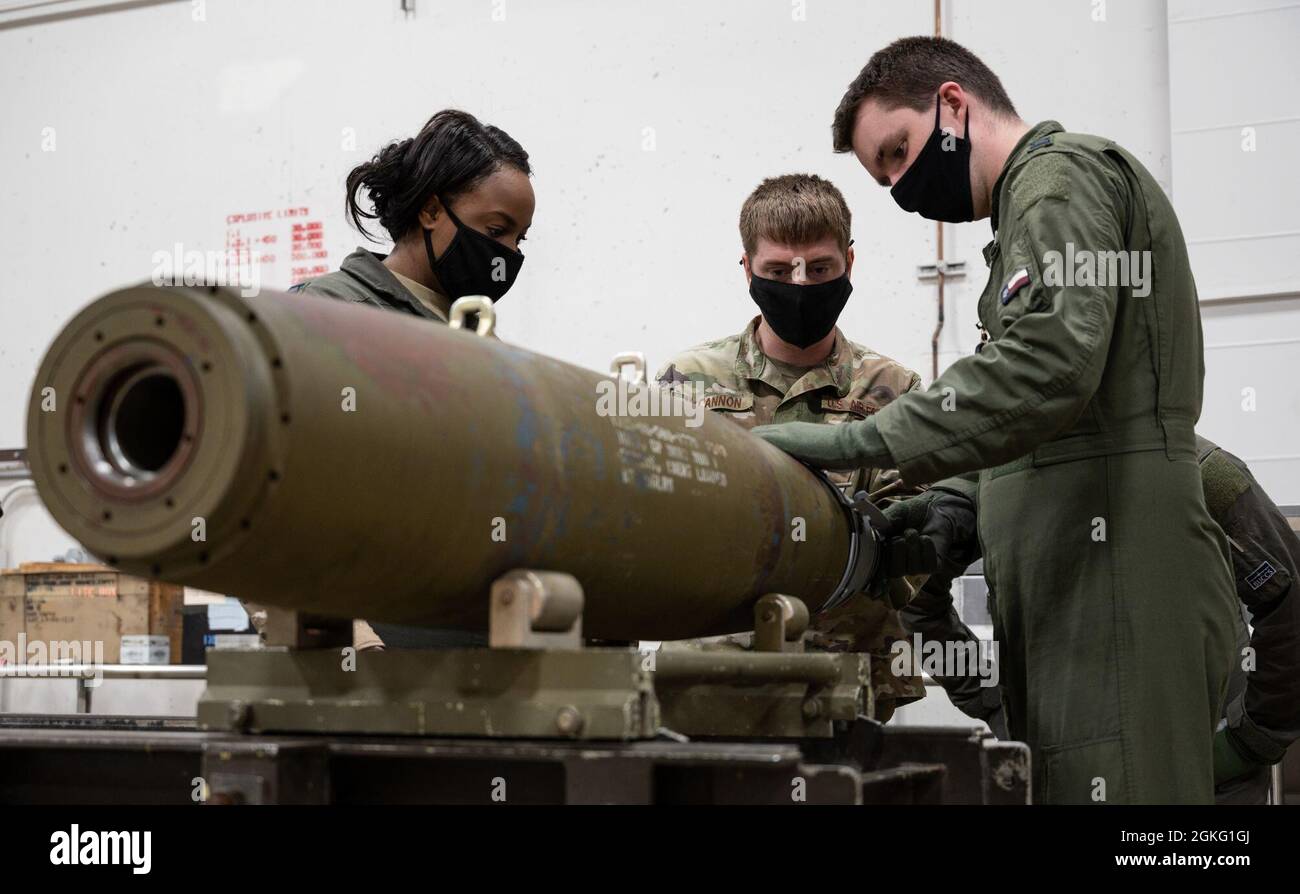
[0, 0, 941, 416]
[1, 0, 1286, 564]
[942, 0, 1174, 375]
[1167, 0, 1300, 503]
[0, 481, 78, 567]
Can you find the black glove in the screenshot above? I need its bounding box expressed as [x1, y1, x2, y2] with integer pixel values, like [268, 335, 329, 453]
[878, 526, 940, 580]
[878, 486, 979, 581]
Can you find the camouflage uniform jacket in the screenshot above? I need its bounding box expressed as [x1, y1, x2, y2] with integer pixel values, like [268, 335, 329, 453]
[655, 315, 926, 716]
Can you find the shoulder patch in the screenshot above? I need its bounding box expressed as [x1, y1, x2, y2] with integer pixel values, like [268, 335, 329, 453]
[1246, 561, 1277, 592]
[1199, 448, 1251, 521]
[654, 341, 737, 388]
[866, 384, 897, 404]
[1009, 152, 1073, 211]
[657, 363, 689, 385]
[1000, 268, 1032, 305]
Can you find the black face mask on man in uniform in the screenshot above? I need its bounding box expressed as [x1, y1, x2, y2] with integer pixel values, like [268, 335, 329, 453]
[890, 93, 975, 224]
[748, 271, 853, 349]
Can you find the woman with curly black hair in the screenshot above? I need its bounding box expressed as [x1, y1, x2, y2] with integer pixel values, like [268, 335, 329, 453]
[294, 108, 534, 321]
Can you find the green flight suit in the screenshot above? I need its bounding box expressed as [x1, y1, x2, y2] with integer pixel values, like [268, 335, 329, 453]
[291, 247, 453, 320]
[758, 121, 1240, 803]
[894, 122, 1240, 803]
[904, 436, 1296, 804]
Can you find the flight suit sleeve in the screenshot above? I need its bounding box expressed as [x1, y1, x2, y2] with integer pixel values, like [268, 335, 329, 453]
[1212, 456, 1300, 764]
[930, 470, 979, 504]
[864, 372, 927, 500]
[874, 152, 1128, 484]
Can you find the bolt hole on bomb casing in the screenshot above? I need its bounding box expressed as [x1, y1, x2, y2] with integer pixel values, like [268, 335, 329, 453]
[27, 284, 882, 641]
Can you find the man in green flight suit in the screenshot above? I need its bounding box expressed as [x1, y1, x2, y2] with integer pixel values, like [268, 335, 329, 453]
[894, 435, 1298, 804]
[753, 36, 1240, 803]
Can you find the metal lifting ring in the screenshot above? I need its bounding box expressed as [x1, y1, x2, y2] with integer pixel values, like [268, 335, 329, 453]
[609, 352, 647, 385]
[449, 296, 496, 337]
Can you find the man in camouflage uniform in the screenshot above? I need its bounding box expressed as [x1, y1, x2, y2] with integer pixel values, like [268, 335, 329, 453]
[655, 173, 925, 721]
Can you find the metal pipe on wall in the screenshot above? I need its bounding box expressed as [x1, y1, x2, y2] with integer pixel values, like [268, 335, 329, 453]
[931, 0, 946, 383]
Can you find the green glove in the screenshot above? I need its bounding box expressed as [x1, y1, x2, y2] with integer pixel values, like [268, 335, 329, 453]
[1213, 727, 1263, 786]
[750, 418, 893, 471]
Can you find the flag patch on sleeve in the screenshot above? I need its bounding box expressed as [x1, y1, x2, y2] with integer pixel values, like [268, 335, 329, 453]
[1000, 268, 1031, 305]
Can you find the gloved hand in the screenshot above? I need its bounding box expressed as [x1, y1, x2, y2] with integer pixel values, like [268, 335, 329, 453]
[1213, 727, 1266, 786]
[751, 418, 891, 471]
[878, 526, 940, 580]
[879, 486, 979, 580]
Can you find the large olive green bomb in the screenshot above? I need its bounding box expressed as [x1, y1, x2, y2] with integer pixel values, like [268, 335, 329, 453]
[27, 285, 879, 640]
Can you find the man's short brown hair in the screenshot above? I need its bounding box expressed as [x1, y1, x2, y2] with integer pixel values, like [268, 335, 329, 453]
[739, 173, 852, 257]
[831, 36, 1018, 153]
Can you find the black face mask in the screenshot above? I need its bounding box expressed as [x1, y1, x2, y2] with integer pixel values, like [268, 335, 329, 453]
[748, 272, 853, 349]
[890, 94, 974, 223]
[422, 201, 524, 302]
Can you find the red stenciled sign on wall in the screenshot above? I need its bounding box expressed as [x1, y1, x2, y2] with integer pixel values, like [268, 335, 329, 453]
[225, 206, 329, 287]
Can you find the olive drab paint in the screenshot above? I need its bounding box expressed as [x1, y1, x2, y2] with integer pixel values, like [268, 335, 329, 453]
[27, 284, 876, 642]
[873, 122, 1240, 804]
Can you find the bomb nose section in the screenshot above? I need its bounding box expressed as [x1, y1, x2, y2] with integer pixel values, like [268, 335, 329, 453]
[68, 343, 199, 501]
[26, 285, 280, 573]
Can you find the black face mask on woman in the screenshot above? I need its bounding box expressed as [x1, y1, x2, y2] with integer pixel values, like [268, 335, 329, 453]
[422, 200, 525, 302]
[890, 93, 975, 223]
[748, 272, 853, 349]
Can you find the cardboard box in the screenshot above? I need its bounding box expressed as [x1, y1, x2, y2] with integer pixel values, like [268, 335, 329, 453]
[0, 563, 183, 665]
